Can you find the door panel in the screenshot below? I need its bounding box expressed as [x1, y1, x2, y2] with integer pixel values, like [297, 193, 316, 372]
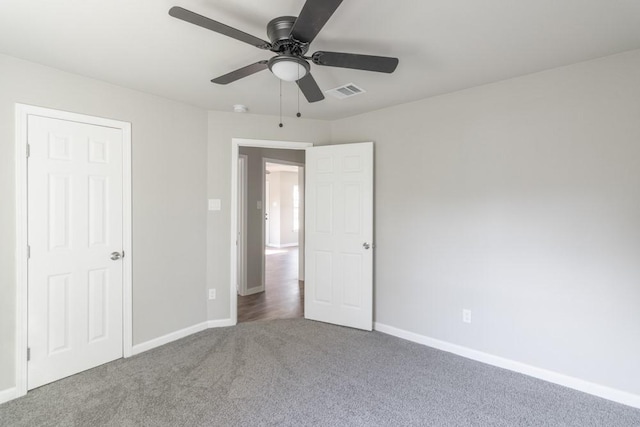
[27, 115, 124, 390]
[305, 142, 373, 331]
[265, 180, 271, 246]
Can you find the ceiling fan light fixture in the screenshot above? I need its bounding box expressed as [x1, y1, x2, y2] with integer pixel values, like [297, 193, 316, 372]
[170, 2, 398, 104]
[268, 55, 309, 82]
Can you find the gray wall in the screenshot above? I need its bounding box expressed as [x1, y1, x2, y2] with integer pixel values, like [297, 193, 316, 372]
[331, 50, 640, 395]
[207, 112, 331, 319]
[0, 54, 208, 391]
[238, 147, 304, 290]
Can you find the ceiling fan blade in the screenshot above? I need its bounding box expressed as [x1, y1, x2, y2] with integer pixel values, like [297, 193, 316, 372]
[290, 0, 343, 44]
[211, 61, 269, 85]
[296, 73, 325, 103]
[169, 6, 271, 50]
[312, 51, 399, 73]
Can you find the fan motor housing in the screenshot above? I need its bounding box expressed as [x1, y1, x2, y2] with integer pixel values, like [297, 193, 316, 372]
[267, 16, 309, 55]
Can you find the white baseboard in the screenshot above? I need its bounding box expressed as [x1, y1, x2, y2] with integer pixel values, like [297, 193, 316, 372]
[130, 319, 235, 357]
[131, 321, 209, 356]
[266, 243, 298, 249]
[278, 243, 298, 248]
[373, 322, 640, 409]
[0, 387, 17, 405]
[239, 286, 264, 296]
[208, 318, 235, 328]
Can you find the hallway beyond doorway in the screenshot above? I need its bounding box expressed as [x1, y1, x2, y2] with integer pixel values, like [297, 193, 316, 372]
[238, 246, 303, 323]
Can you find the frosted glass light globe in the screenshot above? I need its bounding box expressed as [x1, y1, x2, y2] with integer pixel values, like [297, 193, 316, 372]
[271, 60, 308, 82]
[269, 56, 310, 82]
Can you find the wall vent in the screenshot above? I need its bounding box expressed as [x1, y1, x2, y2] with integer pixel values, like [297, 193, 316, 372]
[325, 83, 366, 99]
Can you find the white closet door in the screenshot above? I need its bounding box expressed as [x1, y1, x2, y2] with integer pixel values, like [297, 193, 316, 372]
[27, 115, 124, 389]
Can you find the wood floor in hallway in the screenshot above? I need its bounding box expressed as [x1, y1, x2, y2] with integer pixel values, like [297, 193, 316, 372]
[238, 246, 304, 323]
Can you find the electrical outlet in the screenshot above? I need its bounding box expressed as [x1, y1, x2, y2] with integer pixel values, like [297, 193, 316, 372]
[462, 309, 472, 324]
[208, 289, 216, 300]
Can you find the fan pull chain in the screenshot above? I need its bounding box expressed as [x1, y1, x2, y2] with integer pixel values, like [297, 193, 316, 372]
[279, 79, 283, 128]
[296, 66, 301, 118]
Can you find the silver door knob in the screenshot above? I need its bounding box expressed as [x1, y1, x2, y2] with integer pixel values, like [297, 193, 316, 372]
[110, 251, 122, 261]
[363, 242, 371, 250]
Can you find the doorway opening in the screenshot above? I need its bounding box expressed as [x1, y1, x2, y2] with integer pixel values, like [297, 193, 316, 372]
[238, 161, 304, 322]
[230, 139, 311, 325]
[230, 139, 374, 330]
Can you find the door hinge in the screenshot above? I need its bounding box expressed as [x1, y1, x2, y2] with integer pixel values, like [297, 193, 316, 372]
[26, 144, 31, 158]
[27, 347, 30, 361]
[27, 245, 31, 259]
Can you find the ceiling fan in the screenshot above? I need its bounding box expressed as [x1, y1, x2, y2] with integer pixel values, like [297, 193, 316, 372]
[169, 0, 399, 103]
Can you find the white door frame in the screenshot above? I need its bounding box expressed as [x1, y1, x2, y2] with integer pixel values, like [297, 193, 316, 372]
[230, 138, 312, 324]
[14, 104, 133, 398]
[265, 180, 271, 248]
[236, 154, 248, 295]
[298, 166, 305, 281]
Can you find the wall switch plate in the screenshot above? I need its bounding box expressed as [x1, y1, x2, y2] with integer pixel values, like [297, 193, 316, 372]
[208, 289, 216, 300]
[257, 201, 262, 210]
[208, 199, 221, 211]
[462, 309, 472, 324]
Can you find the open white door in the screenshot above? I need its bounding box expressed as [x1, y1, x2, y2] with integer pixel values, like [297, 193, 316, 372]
[304, 142, 373, 331]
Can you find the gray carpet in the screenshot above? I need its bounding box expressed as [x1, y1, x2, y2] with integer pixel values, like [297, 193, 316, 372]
[1, 319, 638, 426]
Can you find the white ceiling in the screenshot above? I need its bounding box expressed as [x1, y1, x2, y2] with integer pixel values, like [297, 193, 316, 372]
[1, 0, 640, 120]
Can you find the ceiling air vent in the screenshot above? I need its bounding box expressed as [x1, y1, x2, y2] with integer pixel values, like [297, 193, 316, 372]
[325, 83, 366, 99]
